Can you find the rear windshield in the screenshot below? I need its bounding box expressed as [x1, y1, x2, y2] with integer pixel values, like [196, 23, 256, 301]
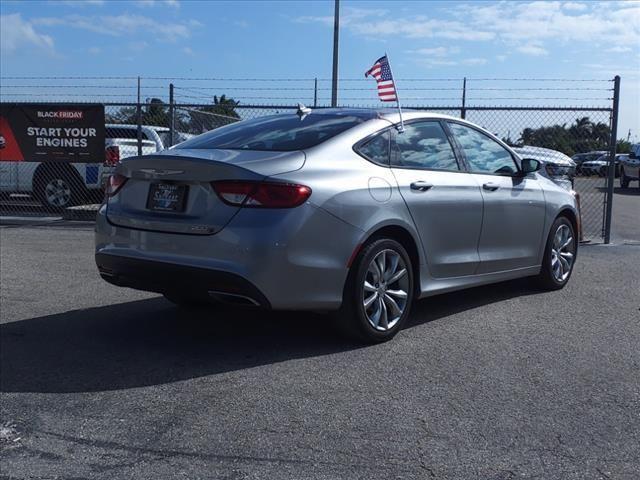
[175, 113, 367, 151]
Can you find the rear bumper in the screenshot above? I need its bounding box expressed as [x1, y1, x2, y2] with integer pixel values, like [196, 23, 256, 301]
[96, 253, 270, 307]
[95, 201, 363, 311]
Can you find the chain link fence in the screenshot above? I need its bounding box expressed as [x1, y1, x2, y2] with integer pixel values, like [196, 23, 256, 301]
[0, 76, 624, 242]
[463, 107, 616, 241]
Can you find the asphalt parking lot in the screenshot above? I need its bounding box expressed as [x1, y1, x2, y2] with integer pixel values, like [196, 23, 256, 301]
[1, 198, 639, 479]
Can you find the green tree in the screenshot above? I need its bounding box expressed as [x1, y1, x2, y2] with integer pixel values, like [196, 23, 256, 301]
[616, 139, 631, 153]
[517, 117, 611, 156]
[187, 95, 241, 134]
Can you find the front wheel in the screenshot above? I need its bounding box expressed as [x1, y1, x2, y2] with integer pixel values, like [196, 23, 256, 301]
[536, 217, 577, 290]
[620, 168, 630, 188]
[336, 238, 414, 343]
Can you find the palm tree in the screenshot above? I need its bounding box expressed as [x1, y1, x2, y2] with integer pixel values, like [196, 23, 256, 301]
[519, 127, 535, 145]
[188, 94, 241, 133]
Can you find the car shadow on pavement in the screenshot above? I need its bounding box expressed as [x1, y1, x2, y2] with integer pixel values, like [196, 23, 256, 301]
[1, 278, 541, 394]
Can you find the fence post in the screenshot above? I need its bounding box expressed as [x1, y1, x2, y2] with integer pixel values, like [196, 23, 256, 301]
[169, 83, 175, 147]
[313, 78, 318, 108]
[461, 77, 467, 119]
[603, 75, 620, 244]
[136, 76, 142, 156]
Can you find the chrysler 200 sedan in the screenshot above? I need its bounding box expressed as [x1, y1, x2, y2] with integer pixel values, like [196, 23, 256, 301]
[96, 109, 579, 343]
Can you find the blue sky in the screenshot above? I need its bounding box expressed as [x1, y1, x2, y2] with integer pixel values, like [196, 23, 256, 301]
[1, 0, 639, 137]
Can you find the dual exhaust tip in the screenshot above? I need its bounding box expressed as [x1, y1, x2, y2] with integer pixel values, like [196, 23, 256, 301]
[208, 290, 261, 307]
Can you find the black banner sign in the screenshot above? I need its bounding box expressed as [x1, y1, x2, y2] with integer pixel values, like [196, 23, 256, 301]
[0, 104, 105, 163]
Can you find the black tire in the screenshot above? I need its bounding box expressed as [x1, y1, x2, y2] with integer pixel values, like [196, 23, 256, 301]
[33, 167, 86, 211]
[620, 168, 630, 188]
[163, 293, 211, 309]
[535, 216, 577, 290]
[335, 238, 414, 343]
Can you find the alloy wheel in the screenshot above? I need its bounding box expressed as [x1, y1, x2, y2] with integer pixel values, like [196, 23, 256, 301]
[362, 249, 410, 331]
[44, 179, 72, 207]
[551, 224, 574, 282]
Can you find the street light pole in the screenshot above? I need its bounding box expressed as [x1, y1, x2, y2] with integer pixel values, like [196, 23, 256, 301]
[331, 0, 340, 107]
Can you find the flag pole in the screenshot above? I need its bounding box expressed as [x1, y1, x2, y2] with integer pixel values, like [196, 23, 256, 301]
[385, 52, 404, 133]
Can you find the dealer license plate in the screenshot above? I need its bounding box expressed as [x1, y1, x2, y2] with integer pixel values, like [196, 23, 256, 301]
[147, 183, 188, 212]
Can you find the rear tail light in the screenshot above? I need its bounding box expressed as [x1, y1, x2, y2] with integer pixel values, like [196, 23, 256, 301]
[212, 181, 311, 208]
[105, 145, 120, 166]
[105, 174, 128, 197]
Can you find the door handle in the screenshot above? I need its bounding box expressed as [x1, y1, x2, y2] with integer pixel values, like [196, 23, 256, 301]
[483, 182, 500, 191]
[410, 181, 433, 192]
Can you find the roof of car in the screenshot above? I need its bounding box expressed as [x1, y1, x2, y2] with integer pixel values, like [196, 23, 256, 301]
[298, 107, 459, 122]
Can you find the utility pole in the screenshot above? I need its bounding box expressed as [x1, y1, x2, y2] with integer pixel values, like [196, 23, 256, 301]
[331, 0, 340, 107]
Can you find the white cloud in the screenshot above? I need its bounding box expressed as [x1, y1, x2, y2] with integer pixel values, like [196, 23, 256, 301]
[517, 43, 549, 56]
[53, 0, 105, 6]
[87, 46, 101, 54]
[606, 46, 632, 53]
[0, 13, 54, 54]
[182, 46, 194, 56]
[410, 46, 460, 57]
[562, 2, 588, 11]
[453, 1, 640, 54]
[408, 47, 488, 66]
[296, 7, 495, 41]
[295, 2, 640, 57]
[417, 58, 458, 67]
[496, 54, 508, 62]
[462, 58, 488, 65]
[415, 56, 487, 68]
[129, 40, 149, 52]
[135, 0, 180, 8]
[407, 47, 460, 58]
[33, 14, 197, 42]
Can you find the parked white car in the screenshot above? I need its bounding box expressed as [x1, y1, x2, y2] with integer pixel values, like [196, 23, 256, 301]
[580, 153, 624, 177]
[619, 145, 640, 188]
[513, 146, 576, 191]
[0, 124, 180, 210]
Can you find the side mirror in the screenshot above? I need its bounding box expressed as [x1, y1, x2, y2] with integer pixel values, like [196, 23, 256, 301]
[521, 158, 541, 174]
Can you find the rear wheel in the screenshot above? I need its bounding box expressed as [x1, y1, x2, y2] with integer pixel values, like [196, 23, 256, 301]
[536, 216, 577, 290]
[620, 168, 630, 188]
[336, 238, 414, 343]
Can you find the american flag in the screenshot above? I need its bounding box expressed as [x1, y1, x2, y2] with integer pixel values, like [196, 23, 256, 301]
[365, 55, 397, 102]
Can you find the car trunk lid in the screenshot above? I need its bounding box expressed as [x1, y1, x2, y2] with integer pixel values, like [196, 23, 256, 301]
[106, 149, 305, 235]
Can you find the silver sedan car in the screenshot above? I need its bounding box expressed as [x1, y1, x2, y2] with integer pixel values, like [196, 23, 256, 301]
[96, 109, 579, 343]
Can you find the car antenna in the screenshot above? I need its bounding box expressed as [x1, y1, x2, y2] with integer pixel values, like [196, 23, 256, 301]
[296, 103, 312, 120]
